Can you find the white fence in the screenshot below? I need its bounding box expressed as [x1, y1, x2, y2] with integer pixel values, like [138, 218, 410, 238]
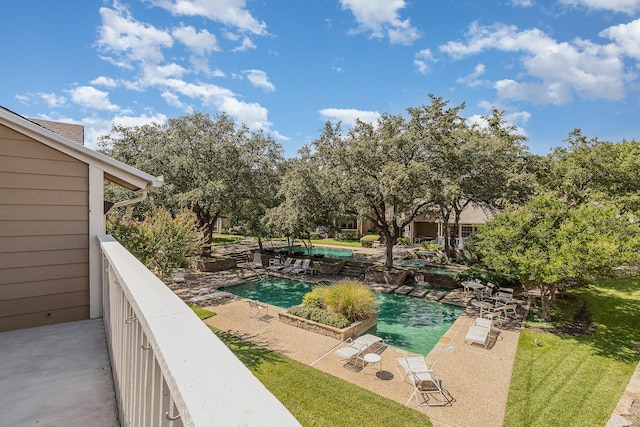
[99, 235, 300, 426]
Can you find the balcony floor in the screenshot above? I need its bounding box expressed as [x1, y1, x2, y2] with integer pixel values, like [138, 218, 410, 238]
[0, 318, 119, 426]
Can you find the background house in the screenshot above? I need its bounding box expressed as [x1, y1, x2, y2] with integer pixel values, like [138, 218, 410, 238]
[406, 203, 493, 247]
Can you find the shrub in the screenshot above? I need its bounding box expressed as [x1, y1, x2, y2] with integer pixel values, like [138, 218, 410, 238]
[287, 306, 350, 329]
[324, 280, 376, 322]
[360, 234, 380, 248]
[397, 237, 410, 245]
[107, 204, 206, 280]
[302, 286, 327, 309]
[457, 268, 520, 288]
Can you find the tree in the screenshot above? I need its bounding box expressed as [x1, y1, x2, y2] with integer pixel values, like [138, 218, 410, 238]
[99, 112, 285, 245]
[408, 97, 535, 258]
[540, 129, 640, 212]
[263, 149, 336, 254]
[472, 194, 640, 320]
[312, 116, 431, 269]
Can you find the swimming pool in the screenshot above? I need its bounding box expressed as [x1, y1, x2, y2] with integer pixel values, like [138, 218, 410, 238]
[394, 259, 459, 275]
[224, 276, 462, 355]
[292, 246, 354, 259]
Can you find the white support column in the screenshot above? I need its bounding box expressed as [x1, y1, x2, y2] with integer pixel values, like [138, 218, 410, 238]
[89, 164, 105, 318]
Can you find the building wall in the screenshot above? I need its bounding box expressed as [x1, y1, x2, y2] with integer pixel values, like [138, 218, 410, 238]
[0, 124, 89, 331]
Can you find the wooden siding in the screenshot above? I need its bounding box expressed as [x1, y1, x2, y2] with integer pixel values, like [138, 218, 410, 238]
[0, 124, 89, 332]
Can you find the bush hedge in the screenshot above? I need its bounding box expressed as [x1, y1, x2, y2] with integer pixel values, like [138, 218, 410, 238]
[360, 234, 380, 247]
[287, 305, 350, 329]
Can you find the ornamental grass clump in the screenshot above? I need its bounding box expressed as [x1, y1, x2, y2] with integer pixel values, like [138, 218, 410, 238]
[324, 280, 376, 323]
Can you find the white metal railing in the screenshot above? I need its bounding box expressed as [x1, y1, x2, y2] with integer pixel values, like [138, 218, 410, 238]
[99, 235, 300, 427]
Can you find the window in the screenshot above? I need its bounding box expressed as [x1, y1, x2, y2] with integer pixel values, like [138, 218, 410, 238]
[461, 225, 475, 238]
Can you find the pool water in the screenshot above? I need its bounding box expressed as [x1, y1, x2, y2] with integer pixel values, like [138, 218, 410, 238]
[394, 259, 459, 275]
[313, 246, 353, 258]
[292, 246, 354, 259]
[366, 292, 463, 355]
[224, 276, 462, 355]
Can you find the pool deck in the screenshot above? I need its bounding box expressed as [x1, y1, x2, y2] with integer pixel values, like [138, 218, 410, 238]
[202, 291, 524, 427]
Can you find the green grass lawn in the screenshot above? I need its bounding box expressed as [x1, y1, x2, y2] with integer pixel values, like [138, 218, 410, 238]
[504, 277, 640, 427]
[212, 329, 431, 427]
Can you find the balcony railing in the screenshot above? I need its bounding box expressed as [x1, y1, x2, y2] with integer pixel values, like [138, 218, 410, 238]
[99, 235, 300, 426]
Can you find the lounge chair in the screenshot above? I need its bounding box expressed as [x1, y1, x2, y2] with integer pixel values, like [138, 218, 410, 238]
[252, 253, 264, 269]
[464, 317, 492, 348]
[335, 334, 384, 369]
[270, 257, 292, 271]
[292, 259, 311, 275]
[395, 355, 446, 406]
[248, 300, 268, 318]
[188, 288, 233, 305]
[282, 259, 302, 274]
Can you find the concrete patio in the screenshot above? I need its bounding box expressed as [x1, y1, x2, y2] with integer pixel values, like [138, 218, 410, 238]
[203, 296, 523, 427]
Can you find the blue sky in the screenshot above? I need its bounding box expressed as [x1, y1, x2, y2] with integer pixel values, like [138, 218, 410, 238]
[1, 0, 639, 158]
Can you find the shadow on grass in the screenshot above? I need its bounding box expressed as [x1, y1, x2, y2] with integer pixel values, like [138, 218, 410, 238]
[212, 328, 285, 370]
[563, 278, 640, 363]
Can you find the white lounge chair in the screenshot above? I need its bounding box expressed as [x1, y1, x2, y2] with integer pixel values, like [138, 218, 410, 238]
[292, 259, 311, 275]
[252, 253, 264, 269]
[335, 334, 384, 369]
[464, 317, 492, 348]
[395, 355, 446, 406]
[270, 257, 292, 271]
[282, 259, 302, 274]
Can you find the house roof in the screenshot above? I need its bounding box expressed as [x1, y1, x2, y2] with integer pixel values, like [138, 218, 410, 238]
[28, 118, 84, 145]
[0, 106, 162, 191]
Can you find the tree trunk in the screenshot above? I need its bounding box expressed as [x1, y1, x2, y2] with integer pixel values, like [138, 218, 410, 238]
[539, 283, 552, 321]
[257, 236, 263, 252]
[383, 230, 397, 270]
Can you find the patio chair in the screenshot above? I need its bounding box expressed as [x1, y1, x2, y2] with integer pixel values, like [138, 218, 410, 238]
[282, 259, 302, 274]
[464, 317, 492, 348]
[270, 257, 292, 271]
[292, 259, 311, 275]
[395, 355, 446, 406]
[335, 334, 384, 370]
[252, 253, 264, 269]
[500, 302, 518, 319]
[482, 307, 505, 326]
[248, 300, 268, 318]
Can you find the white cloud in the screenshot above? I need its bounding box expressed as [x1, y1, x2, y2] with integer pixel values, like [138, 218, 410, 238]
[456, 63, 487, 87]
[440, 22, 626, 104]
[232, 36, 256, 51]
[97, 5, 173, 65]
[600, 18, 640, 60]
[81, 112, 168, 149]
[318, 108, 380, 126]
[68, 86, 119, 112]
[39, 92, 67, 108]
[559, 0, 640, 14]
[414, 49, 433, 74]
[244, 69, 275, 92]
[149, 0, 267, 35]
[91, 76, 119, 88]
[172, 25, 219, 55]
[511, 0, 534, 6]
[339, 0, 421, 45]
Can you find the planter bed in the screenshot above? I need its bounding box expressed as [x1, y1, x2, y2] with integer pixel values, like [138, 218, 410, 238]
[278, 311, 377, 341]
